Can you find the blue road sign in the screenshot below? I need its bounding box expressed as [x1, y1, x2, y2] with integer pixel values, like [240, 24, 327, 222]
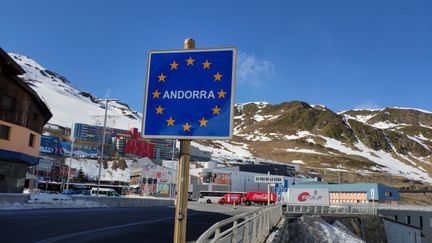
[142, 48, 237, 139]
[275, 179, 289, 195]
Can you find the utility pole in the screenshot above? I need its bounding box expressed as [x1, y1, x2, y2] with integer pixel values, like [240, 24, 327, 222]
[338, 164, 341, 205]
[65, 133, 74, 190]
[96, 98, 118, 196]
[267, 171, 271, 206]
[173, 38, 194, 243]
[170, 139, 176, 199]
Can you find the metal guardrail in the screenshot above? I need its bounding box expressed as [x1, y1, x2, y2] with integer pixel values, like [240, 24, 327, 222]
[285, 204, 377, 215]
[196, 205, 282, 243]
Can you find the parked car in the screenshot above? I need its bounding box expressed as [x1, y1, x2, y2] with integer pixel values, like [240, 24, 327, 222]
[90, 188, 121, 197]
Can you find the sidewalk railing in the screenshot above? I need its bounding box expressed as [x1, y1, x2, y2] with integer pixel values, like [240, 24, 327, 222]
[285, 204, 377, 215]
[196, 205, 282, 243]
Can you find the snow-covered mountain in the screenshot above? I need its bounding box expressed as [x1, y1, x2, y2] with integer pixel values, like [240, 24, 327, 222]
[9, 53, 142, 130]
[9, 53, 432, 186]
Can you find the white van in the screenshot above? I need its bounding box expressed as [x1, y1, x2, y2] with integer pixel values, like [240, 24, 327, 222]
[90, 188, 121, 197]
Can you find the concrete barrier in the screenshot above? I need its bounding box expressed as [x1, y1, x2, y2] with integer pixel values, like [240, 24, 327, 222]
[0, 193, 30, 204]
[0, 193, 174, 209]
[71, 195, 174, 207]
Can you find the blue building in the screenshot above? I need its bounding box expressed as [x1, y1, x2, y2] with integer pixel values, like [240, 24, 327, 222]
[291, 183, 400, 204]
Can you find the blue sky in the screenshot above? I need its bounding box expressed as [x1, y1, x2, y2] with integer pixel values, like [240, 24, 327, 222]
[1, 0, 431, 112]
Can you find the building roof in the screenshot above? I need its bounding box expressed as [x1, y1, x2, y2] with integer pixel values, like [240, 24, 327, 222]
[0, 47, 52, 124]
[0, 48, 25, 75]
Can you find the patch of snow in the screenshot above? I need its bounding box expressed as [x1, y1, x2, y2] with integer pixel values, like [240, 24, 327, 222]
[285, 148, 327, 155]
[291, 160, 304, 164]
[419, 123, 432, 130]
[192, 141, 253, 162]
[321, 136, 432, 182]
[389, 107, 432, 114]
[407, 135, 431, 151]
[283, 131, 313, 140]
[370, 121, 405, 129]
[66, 158, 132, 182]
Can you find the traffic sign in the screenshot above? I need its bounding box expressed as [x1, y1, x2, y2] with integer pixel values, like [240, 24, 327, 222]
[142, 48, 237, 139]
[254, 175, 283, 183]
[274, 179, 288, 195]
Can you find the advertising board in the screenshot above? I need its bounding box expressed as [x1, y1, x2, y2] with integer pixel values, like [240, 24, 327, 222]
[287, 188, 330, 206]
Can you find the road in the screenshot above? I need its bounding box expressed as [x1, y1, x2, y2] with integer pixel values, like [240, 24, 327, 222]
[0, 201, 256, 243]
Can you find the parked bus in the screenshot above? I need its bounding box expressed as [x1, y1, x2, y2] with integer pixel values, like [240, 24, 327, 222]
[198, 191, 244, 203]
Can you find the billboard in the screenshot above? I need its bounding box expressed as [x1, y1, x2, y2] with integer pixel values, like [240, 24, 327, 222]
[61, 142, 98, 157]
[287, 188, 330, 206]
[199, 172, 231, 185]
[40, 135, 65, 156]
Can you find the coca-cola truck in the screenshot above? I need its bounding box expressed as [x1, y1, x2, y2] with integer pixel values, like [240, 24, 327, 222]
[218, 193, 242, 204]
[241, 192, 277, 206]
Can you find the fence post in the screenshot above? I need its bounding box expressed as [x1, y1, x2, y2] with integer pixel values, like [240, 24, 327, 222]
[232, 220, 238, 243]
[251, 213, 257, 243]
[243, 216, 250, 243]
[213, 227, 221, 243]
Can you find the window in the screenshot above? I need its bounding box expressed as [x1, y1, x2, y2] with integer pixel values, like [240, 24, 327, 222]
[419, 216, 423, 228]
[384, 192, 393, 197]
[29, 133, 35, 147]
[0, 125, 10, 140]
[407, 216, 411, 225]
[394, 215, 398, 221]
[1, 96, 16, 112]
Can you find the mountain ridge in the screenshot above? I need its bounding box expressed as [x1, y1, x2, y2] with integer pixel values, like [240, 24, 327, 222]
[9, 52, 432, 186]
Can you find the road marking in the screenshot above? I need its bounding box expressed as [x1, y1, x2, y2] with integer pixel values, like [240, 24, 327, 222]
[34, 216, 175, 243]
[34, 211, 203, 243]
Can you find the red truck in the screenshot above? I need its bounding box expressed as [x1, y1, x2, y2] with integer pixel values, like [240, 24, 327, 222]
[218, 193, 242, 204]
[241, 192, 277, 206]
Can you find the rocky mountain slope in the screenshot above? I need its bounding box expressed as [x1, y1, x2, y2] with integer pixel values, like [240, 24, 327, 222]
[9, 52, 432, 186]
[227, 101, 432, 185]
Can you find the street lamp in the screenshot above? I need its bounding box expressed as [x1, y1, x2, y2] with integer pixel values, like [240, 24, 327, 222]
[96, 98, 118, 196]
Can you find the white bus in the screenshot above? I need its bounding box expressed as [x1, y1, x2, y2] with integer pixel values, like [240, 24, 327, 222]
[198, 191, 243, 203]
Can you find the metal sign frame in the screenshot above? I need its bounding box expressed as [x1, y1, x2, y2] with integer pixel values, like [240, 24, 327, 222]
[141, 47, 237, 140]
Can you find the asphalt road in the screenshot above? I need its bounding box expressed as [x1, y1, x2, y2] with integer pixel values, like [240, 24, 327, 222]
[0, 202, 255, 243]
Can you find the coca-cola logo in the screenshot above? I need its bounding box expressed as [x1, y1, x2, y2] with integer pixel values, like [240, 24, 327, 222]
[252, 194, 268, 200]
[298, 192, 310, 202]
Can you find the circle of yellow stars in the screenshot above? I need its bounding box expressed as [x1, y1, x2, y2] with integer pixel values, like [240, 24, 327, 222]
[152, 55, 228, 132]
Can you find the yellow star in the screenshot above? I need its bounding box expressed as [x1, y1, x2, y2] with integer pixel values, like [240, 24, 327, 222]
[152, 89, 161, 99]
[213, 72, 223, 81]
[186, 56, 195, 66]
[158, 73, 166, 82]
[217, 89, 226, 98]
[202, 59, 211, 69]
[155, 105, 164, 114]
[199, 117, 208, 127]
[166, 117, 175, 126]
[183, 122, 191, 132]
[212, 105, 221, 115]
[170, 60, 179, 70]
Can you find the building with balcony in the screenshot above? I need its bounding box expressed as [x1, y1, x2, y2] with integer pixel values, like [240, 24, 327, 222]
[0, 48, 52, 192]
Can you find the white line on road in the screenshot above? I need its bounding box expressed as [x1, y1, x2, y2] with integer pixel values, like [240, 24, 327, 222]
[33, 215, 183, 243]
